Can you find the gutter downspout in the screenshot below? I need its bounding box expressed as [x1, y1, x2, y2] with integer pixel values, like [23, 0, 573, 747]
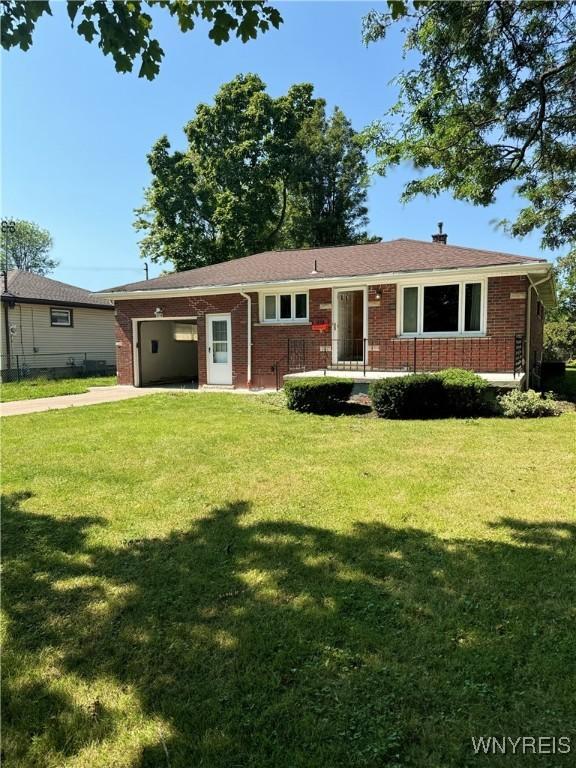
[526, 273, 551, 388]
[240, 292, 252, 388]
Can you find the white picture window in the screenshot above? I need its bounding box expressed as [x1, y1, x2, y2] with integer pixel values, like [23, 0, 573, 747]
[262, 293, 308, 323]
[50, 307, 73, 327]
[400, 282, 484, 336]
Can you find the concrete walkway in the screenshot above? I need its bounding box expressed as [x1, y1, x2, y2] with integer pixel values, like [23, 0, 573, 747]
[0, 384, 275, 416]
[0, 385, 182, 417]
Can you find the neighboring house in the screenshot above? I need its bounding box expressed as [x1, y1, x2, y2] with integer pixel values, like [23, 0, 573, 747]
[1, 270, 116, 380]
[100, 234, 554, 390]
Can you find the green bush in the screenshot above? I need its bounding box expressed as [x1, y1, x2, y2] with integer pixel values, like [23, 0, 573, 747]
[543, 320, 576, 361]
[434, 368, 493, 416]
[370, 369, 493, 419]
[369, 374, 446, 419]
[284, 377, 354, 414]
[498, 389, 561, 418]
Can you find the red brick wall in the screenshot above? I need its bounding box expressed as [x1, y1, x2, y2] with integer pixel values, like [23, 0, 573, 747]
[115, 294, 251, 386]
[250, 288, 332, 388]
[113, 276, 530, 386]
[486, 275, 527, 337]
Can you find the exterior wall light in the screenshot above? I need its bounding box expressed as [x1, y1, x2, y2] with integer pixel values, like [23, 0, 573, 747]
[154, 307, 164, 318]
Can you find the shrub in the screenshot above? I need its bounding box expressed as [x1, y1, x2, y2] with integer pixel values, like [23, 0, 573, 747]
[369, 369, 494, 419]
[543, 320, 576, 361]
[434, 368, 493, 416]
[498, 389, 561, 418]
[369, 374, 446, 419]
[284, 377, 354, 414]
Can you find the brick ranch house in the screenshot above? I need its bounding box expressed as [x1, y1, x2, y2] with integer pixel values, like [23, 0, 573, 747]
[99, 236, 555, 391]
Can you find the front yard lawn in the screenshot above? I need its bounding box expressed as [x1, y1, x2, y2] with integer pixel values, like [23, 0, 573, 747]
[2, 394, 575, 768]
[0, 375, 116, 402]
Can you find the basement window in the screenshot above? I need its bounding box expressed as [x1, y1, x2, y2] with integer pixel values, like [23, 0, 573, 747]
[262, 292, 308, 323]
[50, 307, 73, 327]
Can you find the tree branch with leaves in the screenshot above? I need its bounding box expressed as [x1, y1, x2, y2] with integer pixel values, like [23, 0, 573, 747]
[1, 1, 282, 79]
[362, 0, 576, 253]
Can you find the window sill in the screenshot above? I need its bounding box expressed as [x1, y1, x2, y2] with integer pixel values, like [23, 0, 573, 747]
[399, 333, 486, 338]
[255, 321, 311, 327]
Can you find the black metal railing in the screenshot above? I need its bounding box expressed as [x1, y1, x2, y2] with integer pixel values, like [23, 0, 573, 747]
[514, 334, 525, 377]
[286, 335, 525, 379]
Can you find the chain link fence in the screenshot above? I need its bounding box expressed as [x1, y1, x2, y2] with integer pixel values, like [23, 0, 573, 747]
[1, 352, 116, 382]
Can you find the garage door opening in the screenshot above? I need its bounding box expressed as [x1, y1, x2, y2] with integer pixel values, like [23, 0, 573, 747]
[138, 320, 198, 387]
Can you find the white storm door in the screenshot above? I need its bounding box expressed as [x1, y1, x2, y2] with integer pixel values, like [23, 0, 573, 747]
[206, 314, 232, 385]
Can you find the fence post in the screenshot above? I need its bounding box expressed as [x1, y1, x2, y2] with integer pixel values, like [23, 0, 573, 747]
[16, 355, 20, 382]
[413, 338, 417, 374]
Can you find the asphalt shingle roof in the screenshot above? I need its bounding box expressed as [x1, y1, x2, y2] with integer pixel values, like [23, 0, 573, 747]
[2, 271, 113, 308]
[102, 239, 547, 294]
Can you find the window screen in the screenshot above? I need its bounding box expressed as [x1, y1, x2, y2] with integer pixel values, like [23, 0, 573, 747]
[402, 287, 418, 333]
[264, 295, 276, 320]
[464, 283, 482, 331]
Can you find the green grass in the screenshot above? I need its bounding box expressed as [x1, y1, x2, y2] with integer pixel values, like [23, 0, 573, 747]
[543, 364, 576, 403]
[0, 375, 116, 402]
[2, 394, 575, 768]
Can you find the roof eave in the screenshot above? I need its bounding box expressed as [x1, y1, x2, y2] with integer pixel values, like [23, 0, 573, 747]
[98, 261, 552, 301]
[1, 295, 114, 310]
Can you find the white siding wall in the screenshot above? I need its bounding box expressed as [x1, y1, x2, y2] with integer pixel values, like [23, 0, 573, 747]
[0, 302, 116, 372]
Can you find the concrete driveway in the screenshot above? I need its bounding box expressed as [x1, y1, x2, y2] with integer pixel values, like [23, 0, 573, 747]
[0, 385, 180, 417]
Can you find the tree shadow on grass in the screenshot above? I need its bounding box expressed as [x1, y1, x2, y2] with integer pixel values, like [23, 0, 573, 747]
[2, 492, 575, 767]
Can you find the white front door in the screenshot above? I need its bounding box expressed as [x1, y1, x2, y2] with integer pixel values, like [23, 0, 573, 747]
[206, 314, 232, 385]
[332, 288, 366, 365]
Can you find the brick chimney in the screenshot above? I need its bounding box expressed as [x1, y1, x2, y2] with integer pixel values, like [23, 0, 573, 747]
[432, 222, 447, 244]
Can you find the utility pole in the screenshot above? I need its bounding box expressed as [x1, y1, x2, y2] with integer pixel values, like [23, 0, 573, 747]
[2, 269, 12, 371]
[144, 262, 149, 280]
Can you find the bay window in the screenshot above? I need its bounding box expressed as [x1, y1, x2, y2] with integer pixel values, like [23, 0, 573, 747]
[262, 292, 308, 323]
[400, 281, 484, 335]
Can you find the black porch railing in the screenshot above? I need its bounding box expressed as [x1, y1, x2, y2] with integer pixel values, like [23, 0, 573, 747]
[285, 335, 525, 379]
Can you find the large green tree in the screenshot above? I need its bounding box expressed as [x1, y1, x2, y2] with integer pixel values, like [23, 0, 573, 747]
[1, 219, 57, 275]
[282, 107, 372, 248]
[134, 75, 373, 271]
[1, 1, 282, 79]
[362, 1, 576, 254]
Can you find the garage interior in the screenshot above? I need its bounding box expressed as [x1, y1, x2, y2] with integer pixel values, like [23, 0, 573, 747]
[139, 320, 199, 386]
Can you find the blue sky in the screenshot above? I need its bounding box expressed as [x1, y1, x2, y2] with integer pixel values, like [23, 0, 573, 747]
[2, 1, 559, 291]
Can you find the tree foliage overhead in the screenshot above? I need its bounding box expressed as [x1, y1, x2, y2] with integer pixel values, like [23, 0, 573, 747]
[1, 219, 57, 276]
[134, 74, 373, 271]
[1, 1, 282, 79]
[363, 1, 576, 253]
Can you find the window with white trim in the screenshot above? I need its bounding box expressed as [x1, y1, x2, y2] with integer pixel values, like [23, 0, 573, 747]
[50, 307, 73, 327]
[400, 281, 484, 335]
[262, 292, 308, 322]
